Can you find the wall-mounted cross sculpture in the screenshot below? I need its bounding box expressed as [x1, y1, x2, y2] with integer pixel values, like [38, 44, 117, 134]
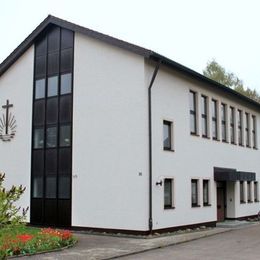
[2, 100, 13, 135]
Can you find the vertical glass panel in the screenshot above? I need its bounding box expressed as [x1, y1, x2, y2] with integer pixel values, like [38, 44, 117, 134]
[202, 118, 207, 136]
[221, 104, 226, 121]
[230, 126, 234, 143]
[212, 120, 217, 139]
[34, 128, 44, 149]
[238, 110, 242, 126]
[33, 100, 45, 126]
[163, 121, 171, 149]
[240, 181, 244, 202]
[247, 182, 251, 201]
[33, 150, 44, 175]
[46, 98, 58, 124]
[212, 100, 217, 118]
[35, 37, 47, 56]
[45, 176, 56, 198]
[58, 176, 70, 199]
[192, 180, 198, 205]
[189, 91, 195, 111]
[45, 149, 57, 174]
[48, 27, 60, 53]
[201, 96, 206, 115]
[190, 114, 196, 133]
[61, 29, 74, 49]
[48, 76, 58, 97]
[48, 53, 59, 75]
[59, 148, 71, 174]
[35, 56, 46, 78]
[33, 176, 43, 198]
[60, 73, 72, 95]
[60, 95, 72, 123]
[230, 107, 234, 124]
[222, 124, 226, 141]
[164, 179, 172, 207]
[35, 79, 45, 99]
[60, 125, 71, 147]
[46, 127, 57, 148]
[60, 49, 73, 72]
[203, 180, 209, 204]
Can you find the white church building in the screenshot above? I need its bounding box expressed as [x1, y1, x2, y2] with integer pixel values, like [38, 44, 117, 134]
[0, 16, 259, 234]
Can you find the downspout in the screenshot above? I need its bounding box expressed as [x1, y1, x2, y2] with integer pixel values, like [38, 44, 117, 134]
[148, 59, 161, 234]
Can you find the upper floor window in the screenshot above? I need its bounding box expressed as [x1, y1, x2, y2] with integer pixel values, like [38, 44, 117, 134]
[245, 112, 250, 147]
[189, 91, 197, 135]
[163, 120, 173, 151]
[230, 107, 235, 144]
[252, 115, 257, 149]
[212, 99, 218, 140]
[221, 103, 227, 142]
[237, 109, 243, 146]
[201, 95, 208, 137]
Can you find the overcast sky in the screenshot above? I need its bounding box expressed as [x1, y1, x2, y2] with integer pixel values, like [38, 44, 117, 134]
[1, 0, 260, 92]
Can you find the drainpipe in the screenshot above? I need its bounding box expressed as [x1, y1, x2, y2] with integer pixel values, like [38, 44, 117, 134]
[148, 60, 161, 234]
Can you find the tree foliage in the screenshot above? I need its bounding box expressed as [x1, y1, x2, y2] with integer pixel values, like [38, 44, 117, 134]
[0, 173, 28, 228]
[203, 59, 260, 103]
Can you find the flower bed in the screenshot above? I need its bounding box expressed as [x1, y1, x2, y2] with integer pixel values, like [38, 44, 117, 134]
[0, 226, 77, 259]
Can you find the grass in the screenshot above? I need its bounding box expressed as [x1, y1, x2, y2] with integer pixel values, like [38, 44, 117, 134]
[0, 225, 77, 259]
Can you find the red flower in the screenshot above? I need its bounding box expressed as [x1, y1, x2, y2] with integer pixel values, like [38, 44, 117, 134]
[16, 234, 34, 243]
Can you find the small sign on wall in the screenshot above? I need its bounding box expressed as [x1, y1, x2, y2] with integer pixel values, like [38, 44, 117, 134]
[0, 100, 17, 142]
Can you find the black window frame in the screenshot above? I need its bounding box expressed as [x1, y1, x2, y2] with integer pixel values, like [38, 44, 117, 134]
[201, 95, 208, 138]
[237, 109, 243, 146]
[247, 181, 252, 202]
[191, 179, 199, 207]
[245, 112, 250, 147]
[254, 181, 258, 202]
[189, 91, 197, 135]
[252, 115, 257, 149]
[230, 106, 235, 144]
[203, 180, 210, 206]
[164, 178, 174, 209]
[221, 103, 227, 142]
[240, 181, 245, 203]
[163, 120, 173, 151]
[211, 99, 218, 140]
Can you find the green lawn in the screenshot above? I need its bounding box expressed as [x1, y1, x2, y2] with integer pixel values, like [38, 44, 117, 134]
[0, 225, 76, 258]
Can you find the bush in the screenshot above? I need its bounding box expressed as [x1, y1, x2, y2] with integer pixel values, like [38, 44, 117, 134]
[0, 173, 28, 228]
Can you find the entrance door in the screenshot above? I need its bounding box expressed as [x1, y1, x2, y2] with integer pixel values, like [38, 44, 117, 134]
[217, 183, 225, 221]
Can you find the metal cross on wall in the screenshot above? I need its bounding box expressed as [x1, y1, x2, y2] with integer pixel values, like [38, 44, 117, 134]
[2, 100, 13, 135]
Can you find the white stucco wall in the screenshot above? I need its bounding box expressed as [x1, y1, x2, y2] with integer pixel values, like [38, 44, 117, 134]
[72, 33, 149, 230]
[0, 47, 34, 221]
[148, 63, 260, 229]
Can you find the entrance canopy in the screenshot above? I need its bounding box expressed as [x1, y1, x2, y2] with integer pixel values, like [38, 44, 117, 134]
[214, 167, 255, 181]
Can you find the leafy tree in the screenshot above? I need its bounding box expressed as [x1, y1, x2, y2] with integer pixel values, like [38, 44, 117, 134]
[203, 59, 260, 103]
[0, 173, 28, 227]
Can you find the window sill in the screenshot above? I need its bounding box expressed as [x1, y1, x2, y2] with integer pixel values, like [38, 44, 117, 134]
[231, 142, 237, 146]
[240, 201, 246, 204]
[222, 140, 229, 143]
[190, 132, 199, 137]
[164, 206, 175, 210]
[248, 201, 253, 203]
[203, 203, 211, 207]
[246, 145, 251, 148]
[255, 200, 259, 203]
[163, 148, 175, 152]
[192, 204, 200, 208]
[253, 147, 258, 150]
[213, 138, 220, 142]
[202, 135, 210, 139]
[239, 144, 244, 147]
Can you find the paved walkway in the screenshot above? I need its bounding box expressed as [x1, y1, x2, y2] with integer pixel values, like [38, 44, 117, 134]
[18, 222, 259, 260]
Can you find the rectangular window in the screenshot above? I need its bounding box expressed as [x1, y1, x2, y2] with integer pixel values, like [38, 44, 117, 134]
[189, 91, 197, 134]
[212, 99, 218, 140]
[247, 181, 252, 202]
[221, 103, 227, 142]
[252, 115, 257, 149]
[191, 179, 199, 207]
[201, 95, 208, 137]
[254, 182, 258, 202]
[240, 181, 245, 203]
[163, 120, 173, 151]
[230, 107, 235, 144]
[164, 178, 174, 209]
[237, 110, 243, 146]
[203, 180, 210, 206]
[245, 113, 250, 147]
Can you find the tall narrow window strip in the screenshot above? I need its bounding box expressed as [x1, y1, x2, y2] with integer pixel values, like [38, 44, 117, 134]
[240, 181, 245, 203]
[245, 113, 250, 147]
[230, 107, 235, 144]
[247, 181, 252, 202]
[254, 182, 258, 202]
[191, 179, 199, 207]
[201, 95, 208, 137]
[163, 121, 172, 150]
[203, 180, 210, 206]
[221, 104, 227, 142]
[252, 115, 257, 148]
[238, 110, 243, 146]
[164, 179, 174, 209]
[189, 91, 197, 134]
[212, 99, 218, 140]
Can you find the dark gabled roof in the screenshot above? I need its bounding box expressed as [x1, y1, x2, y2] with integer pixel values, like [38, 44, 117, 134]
[1, 15, 260, 110]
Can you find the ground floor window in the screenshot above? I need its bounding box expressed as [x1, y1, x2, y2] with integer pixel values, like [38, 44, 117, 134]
[240, 181, 245, 203]
[254, 182, 259, 202]
[203, 180, 210, 206]
[164, 178, 174, 209]
[247, 181, 252, 202]
[191, 179, 199, 207]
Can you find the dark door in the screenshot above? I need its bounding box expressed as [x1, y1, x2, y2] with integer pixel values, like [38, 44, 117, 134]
[30, 26, 74, 227]
[217, 184, 225, 222]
